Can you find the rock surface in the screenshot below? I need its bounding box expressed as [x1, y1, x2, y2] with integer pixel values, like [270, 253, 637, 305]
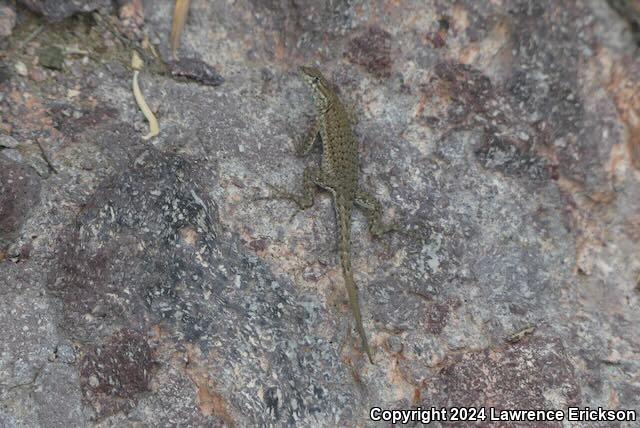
[1, 0, 639, 426]
[19, 0, 112, 21]
[0, 1, 16, 38]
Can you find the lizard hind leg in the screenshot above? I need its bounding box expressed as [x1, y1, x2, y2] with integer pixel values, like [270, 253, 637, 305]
[258, 166, 322, 220]
[354, 190, 400, 237]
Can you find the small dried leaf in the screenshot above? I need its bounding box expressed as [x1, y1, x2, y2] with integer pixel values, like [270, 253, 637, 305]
[38, 46, 64, 70]
[167, 57, 223, 86]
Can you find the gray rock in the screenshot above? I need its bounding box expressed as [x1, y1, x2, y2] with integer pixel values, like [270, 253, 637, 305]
[0, 0, 639, 426]
[47, 146, 356, 425]
[0, 154, 41, 252]
[18, 0, 112, 21]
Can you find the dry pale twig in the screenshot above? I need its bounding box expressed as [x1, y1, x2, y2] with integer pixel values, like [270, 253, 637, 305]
[170, 0, 191, 59]
[131, 51, 159, 140]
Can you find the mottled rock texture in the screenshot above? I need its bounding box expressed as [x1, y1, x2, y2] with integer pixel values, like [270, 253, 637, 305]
[1, 0, 639, 426]
[19, 0, 112, 21]
[0, 1, 16, 38]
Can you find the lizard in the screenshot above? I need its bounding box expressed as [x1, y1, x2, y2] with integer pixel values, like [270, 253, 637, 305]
[263, 66, 396, 363]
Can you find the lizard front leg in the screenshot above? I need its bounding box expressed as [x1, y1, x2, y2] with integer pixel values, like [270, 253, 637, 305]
[294, 119, 321, 157]
[355, 190, 399, 237]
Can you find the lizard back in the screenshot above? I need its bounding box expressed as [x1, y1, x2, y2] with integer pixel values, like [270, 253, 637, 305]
[317, 89, 359, 197]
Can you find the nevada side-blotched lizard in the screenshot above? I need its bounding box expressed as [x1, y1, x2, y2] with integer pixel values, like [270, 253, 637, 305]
[263, 66, 398, 363]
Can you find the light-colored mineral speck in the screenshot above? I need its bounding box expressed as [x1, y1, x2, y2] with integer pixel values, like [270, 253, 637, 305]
[14, 61, 27, 76]
[88, 375, 99, 387]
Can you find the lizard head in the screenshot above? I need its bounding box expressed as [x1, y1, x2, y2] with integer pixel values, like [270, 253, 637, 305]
[299, 66, 332, 106]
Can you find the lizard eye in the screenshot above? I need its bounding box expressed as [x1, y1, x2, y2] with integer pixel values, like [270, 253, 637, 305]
[314, 77, 320, 83]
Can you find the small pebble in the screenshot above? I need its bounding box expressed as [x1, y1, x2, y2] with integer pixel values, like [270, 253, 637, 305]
[0, 134, 19, 148]
[55, 344, 77, 364]
[15, 61, 27, 76]
[0, 5, 16, 38]
[88, 375, 100, 387]
[1, 148, 22, 162]
[29, 68, 46, 82]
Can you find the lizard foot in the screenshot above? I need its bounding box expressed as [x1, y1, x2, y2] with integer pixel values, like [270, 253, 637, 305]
[254, 183, 313, 221]
[369, 221, 403, 238]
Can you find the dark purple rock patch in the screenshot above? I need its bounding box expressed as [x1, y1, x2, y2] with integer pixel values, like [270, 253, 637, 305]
[425, 338, 581, 427]
[79, 328, 154, 418]
[345, 26, 392, 78]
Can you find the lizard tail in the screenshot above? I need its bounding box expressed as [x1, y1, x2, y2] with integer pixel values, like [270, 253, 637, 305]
[337, 204, 374, 363]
